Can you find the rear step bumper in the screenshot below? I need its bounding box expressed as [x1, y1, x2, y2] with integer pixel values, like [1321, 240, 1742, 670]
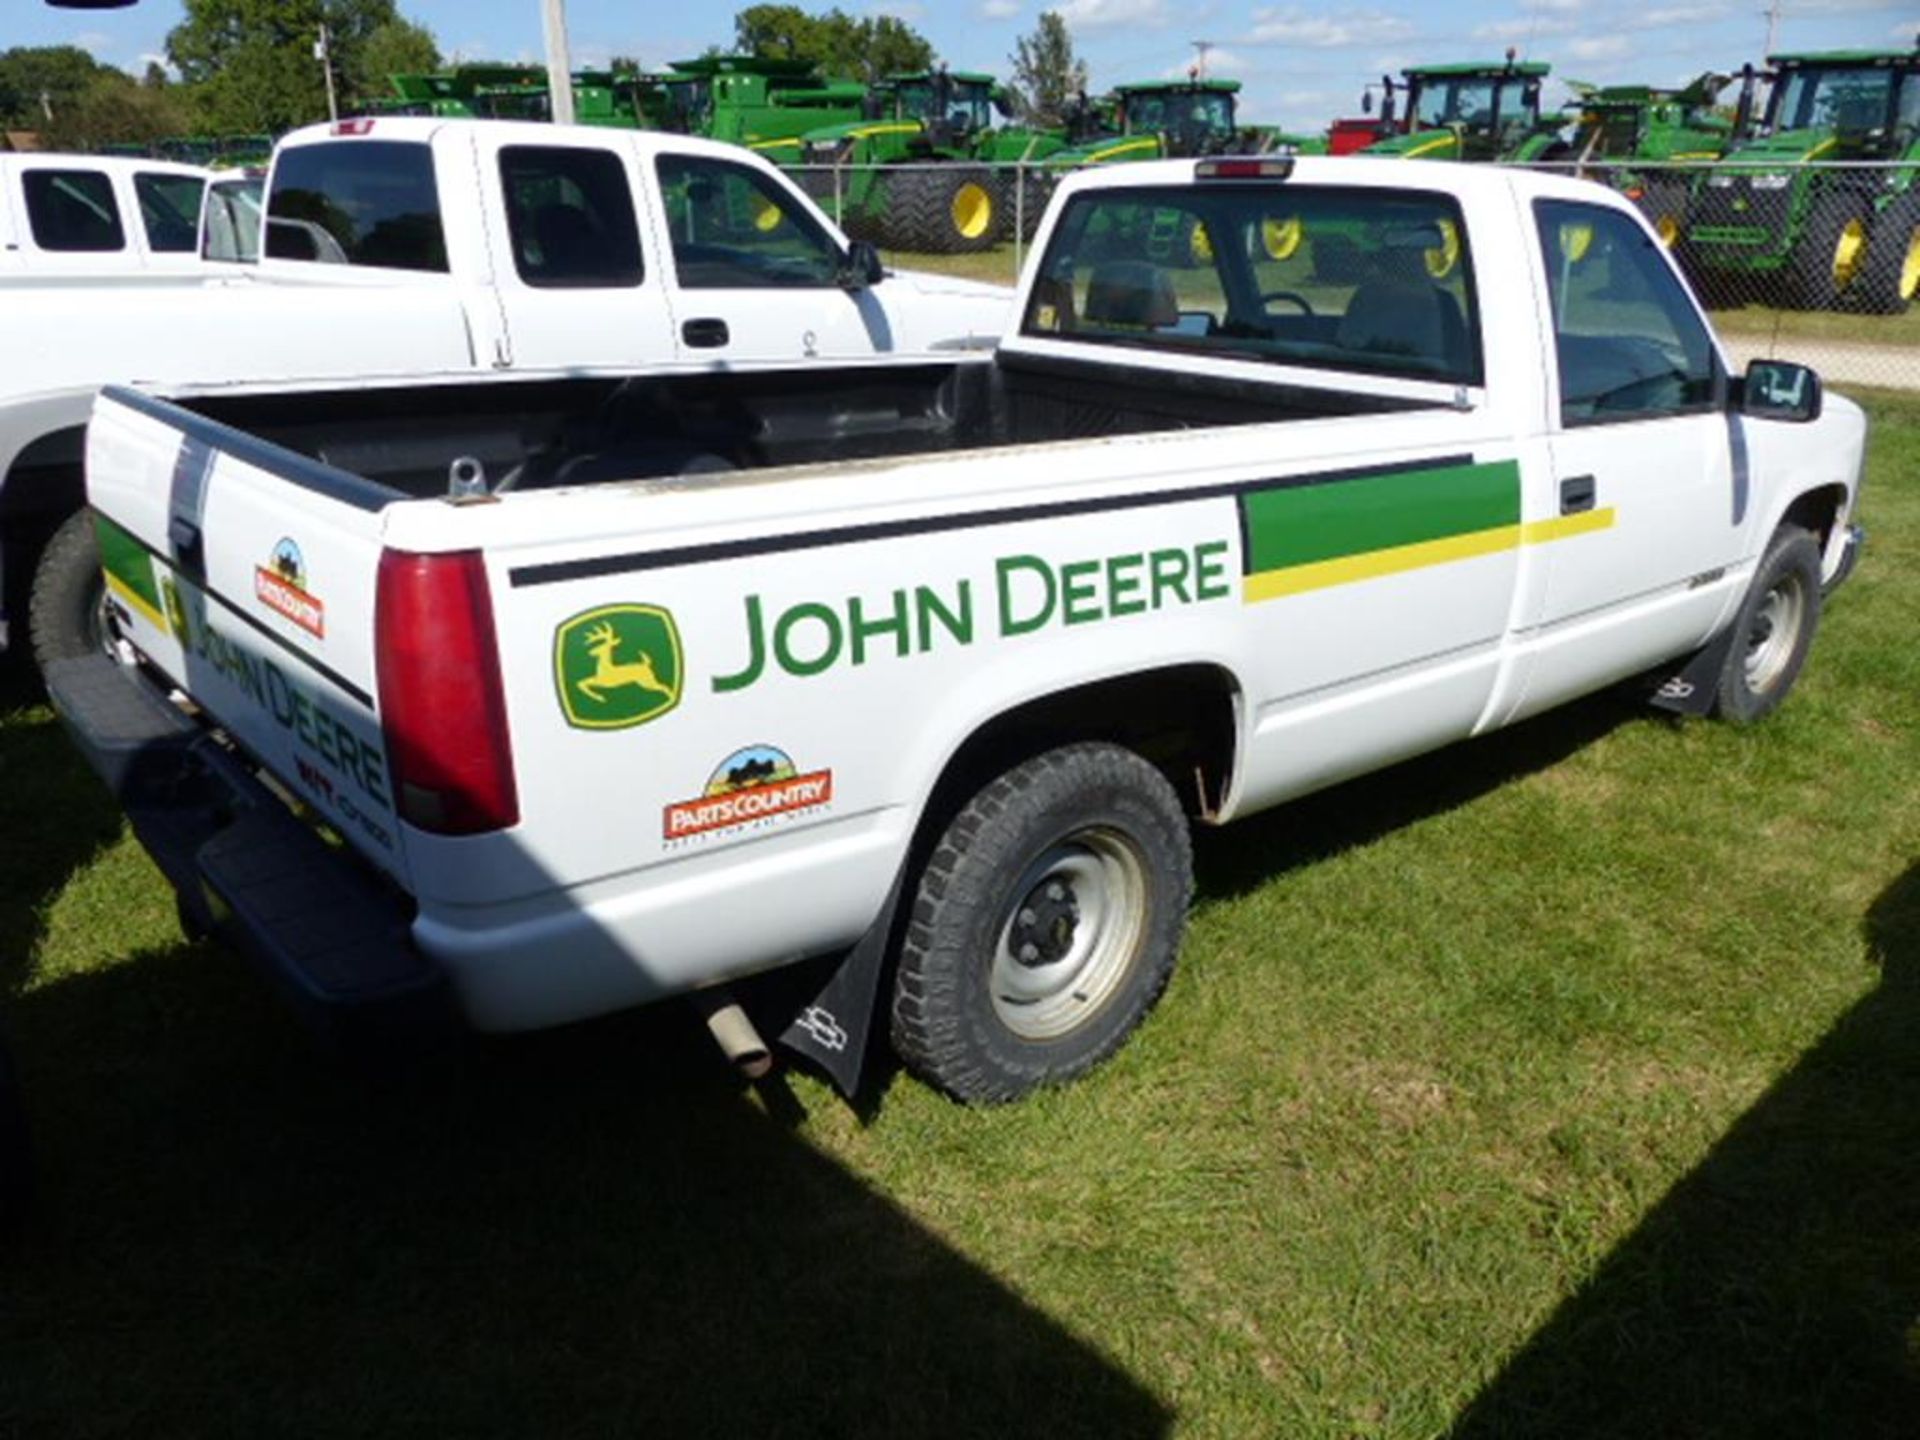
[44, 652, 457, 1062]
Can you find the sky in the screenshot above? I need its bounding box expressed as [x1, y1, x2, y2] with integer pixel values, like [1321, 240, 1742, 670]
[15, 0, 1920, 131]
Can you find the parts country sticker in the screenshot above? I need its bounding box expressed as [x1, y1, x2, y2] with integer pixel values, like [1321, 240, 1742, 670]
[554, 604, 683, 730]
[663, 745, 833, 843]
[254, 537, 325, 639]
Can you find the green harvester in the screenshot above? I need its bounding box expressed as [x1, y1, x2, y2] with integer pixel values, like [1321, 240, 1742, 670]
[1685, 41, 1920, 311]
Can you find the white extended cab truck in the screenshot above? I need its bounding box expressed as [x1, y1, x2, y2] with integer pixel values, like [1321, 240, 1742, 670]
[1, 118, 1009, 657]
[49, 157, 1866, 1102]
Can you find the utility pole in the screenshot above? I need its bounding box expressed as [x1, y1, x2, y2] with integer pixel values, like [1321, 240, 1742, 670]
[542, 0, 576, 125]
[1190, 39, 1213, 80]
[1761, 0, 1783, 60]
[315, 22, 338, 123]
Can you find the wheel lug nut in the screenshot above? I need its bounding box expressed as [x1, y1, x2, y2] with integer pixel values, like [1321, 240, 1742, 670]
[1019, 942, 1040, 963]
[1018, 907, 1036, 926]
[1047, 882, 1066, 901]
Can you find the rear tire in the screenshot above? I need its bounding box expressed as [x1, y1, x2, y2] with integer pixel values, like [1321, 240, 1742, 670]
[1635, 179, 1689, 251]
[28, 507, 110, 673]
[1714, 524, 1822, 724]
[883, 167, 1003, 254]
[1788, 191, 1873, 311]
[891, 742, 1192, 1104]
[1856, 195, 1920, 316]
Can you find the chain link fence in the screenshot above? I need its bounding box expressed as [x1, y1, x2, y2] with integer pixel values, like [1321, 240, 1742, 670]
[789, 158, 1920, 395]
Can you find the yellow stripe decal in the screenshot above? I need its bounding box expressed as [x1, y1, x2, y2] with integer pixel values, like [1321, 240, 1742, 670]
[1243, 507, 1616, 603]
[1403, 135, 1457, 159]
[1090, 138, 1160, 161]
[104, 568, 168, 632]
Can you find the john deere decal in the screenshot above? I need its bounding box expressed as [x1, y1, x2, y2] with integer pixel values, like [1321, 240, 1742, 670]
[254, 537, 325, 638]
[554, 604, 683, 730]
[664, 745, 832, 843]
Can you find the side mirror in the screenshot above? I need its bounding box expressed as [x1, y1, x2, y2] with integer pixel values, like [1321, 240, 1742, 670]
[1362, 89, 1374, 115]
[1741, 359, 1822, 423]
[840, 240, 885, 290]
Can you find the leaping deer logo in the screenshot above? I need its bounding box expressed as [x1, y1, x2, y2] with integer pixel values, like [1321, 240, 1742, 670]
[576, 621, 676, 705]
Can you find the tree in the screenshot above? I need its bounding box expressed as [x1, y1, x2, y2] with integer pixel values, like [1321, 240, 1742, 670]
[1009, 12, 1087, 128]
[166, 0, 419, 133]
[0, 46, 113, 130]
[732, 5, 933, 85]
[348, 17, 440, 107]
[44, 72, 192, 151]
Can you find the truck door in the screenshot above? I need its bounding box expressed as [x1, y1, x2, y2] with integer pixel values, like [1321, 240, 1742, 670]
[1510, 196, 1754, 718]
[471, 132, 678, 369]
[647, 152, 885, 361]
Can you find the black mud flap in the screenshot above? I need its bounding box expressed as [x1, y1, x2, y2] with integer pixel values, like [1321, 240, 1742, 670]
[1648, 626, 1737, 717]
[776, 863, 908, 1098]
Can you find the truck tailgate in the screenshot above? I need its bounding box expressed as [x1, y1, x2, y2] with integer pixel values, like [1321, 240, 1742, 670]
[86, 386, 408, 884]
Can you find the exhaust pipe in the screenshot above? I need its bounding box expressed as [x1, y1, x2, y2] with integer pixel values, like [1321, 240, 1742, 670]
[690, 990, 773, 1080]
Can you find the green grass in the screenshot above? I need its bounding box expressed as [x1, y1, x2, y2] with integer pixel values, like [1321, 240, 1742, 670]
[3, 398, 1917, 1436]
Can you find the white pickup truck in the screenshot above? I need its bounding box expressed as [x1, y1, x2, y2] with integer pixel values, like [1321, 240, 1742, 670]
[1, 118, 1009, 659]
[0, 153, 211, 280]
[49, 156, 1865, 1103]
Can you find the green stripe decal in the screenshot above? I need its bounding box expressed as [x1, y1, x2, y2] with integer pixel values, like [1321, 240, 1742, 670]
[95, 514, 163, 619]
[1241, 460, 1520, 575]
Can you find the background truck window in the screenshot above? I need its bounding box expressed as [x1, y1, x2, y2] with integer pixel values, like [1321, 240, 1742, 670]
[499, 145, 643, 288]
[1022, 183, 1481, 385]
[201, 178, 263, 263]
[1534, 198, 1716, 425]
[653, 155, 840, 289]
[22, 169, 125, 253]
[134, 172, 206, 253]
[266, 141, 448, 272]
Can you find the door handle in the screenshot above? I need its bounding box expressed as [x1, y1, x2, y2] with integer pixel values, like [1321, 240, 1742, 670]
[168, 515, 204, 577]
[681, 317, 729, 349]
[1559, 474, 1596, 515]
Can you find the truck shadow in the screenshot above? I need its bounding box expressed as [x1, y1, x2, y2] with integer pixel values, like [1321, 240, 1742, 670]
[1446, 861, 1920, 1437]
[0, 943, 1172, 1437]
[1193, 686, 1645, 901]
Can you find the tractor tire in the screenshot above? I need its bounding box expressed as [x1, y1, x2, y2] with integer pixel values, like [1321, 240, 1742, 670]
[881, 168, 1004, 254]
[28, 507, 112, 673]
[1855, 194, 1920, 316]
[1636, 179, 1690, 252]
[890, 742, 1192, 1104]
[1015, 171, 1059, 243]
[1788, 190, 1874, 311]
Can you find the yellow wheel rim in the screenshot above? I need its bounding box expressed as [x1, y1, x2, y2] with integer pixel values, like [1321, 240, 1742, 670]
[1191, 222, 1214, 264]
[1656, 214, 1680, 248]
[951, 182, 993, 240]
[1900, 226, 1920, 302]
[1560, 222, 1594, 264]
[1833, 217, 1867, 289]
[752, 198, 783, 233]
[1425, 219, 1460, 279]
[1261, 215, 1302, 261]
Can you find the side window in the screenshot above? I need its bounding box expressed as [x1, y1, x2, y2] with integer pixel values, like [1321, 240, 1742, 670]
[23, 170, 125, 253]
[266, 141, 447, 272]
[499, 145, 643, 288]
[134, 172, 205, 253]
[653, 156, 840, 289]
[1535, 199, 1716, 425]
[202, 179, 263, 263]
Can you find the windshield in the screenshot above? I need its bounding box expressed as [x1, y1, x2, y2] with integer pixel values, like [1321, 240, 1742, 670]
[897, 80, 994, 130]
[1122, 91, 1235, 136]
[202, 177, 263, 262]
[1771, 65, 1900, 132]
[665, 78, 712, 133]
[1412, 77, 1535, 129]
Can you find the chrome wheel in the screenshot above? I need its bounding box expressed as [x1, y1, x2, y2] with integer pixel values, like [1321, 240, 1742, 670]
[989, 827, 1149, 1041]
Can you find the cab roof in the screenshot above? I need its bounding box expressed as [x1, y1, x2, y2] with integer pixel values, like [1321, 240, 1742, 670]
[1114, 78, 1242, 95]
[1769, 47, 1920, 67]
[1405, 60, 1551, 79]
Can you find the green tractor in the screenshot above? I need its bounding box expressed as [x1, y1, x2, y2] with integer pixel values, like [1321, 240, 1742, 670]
[1685, 42, 1920, 312]
[791, 68, 1067, 253]
[1360, 56, 1569, 162]
[1563, 72, 1743, 246]
[655, 55, 866, 149]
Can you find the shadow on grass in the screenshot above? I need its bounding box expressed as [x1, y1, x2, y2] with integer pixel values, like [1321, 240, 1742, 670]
[0, 951, 1172, 1437]
[1194, 686, 1647, 903]
[1448, 862, 1920, 1438]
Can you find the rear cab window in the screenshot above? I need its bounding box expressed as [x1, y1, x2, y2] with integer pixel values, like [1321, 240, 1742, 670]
[134, 171, 206, 253]
[265, 141, 447, 272]
[22, 169, 125, 253]
[1021, 181, 1482, 386]
[499, 144, 643, 287]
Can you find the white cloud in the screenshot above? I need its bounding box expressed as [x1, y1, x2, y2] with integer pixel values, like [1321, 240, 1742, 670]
[1565, 34, 1633, 60]
[71, 31, 115, 55]
[1055, 0, 1172, 28]
[1471, 16, 1575, 40]
[1160, 46, 1253, 78]
[980, 0, 1021, 16]
[1246, 7, 1416, 47]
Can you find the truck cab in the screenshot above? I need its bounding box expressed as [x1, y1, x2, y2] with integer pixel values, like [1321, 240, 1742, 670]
[0, 154, 210, 280]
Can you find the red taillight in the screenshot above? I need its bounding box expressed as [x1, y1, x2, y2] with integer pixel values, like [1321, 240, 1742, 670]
[1195, 157, 1295, 180]
[332, 118, 376, 136]
[375, 549, 519, 835]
